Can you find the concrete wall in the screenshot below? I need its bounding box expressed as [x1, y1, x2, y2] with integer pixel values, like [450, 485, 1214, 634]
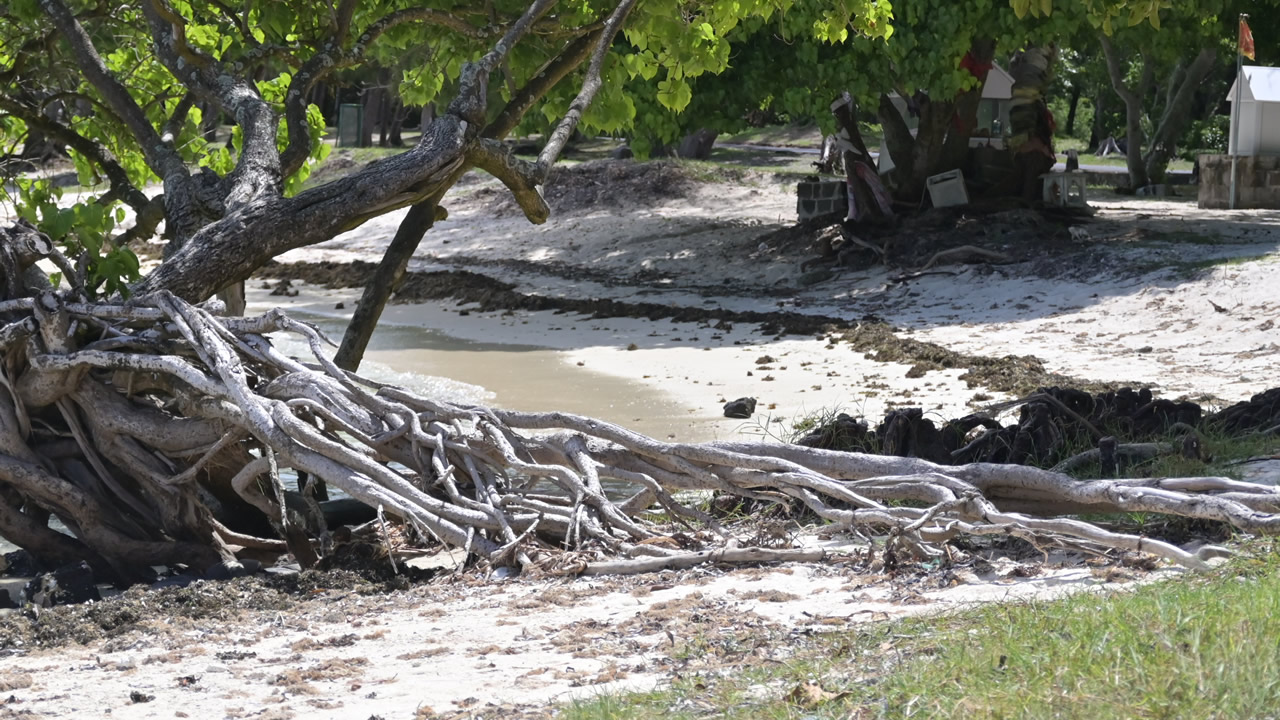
[797, 179, 847, 221]
[1198, 154, 1280, 209]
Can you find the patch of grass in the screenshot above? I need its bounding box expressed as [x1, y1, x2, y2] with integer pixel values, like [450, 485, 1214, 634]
[1055, 423, 1279, 482]
[1056, 138, 1194, 172]
[565, 548, 1280, 719]
[721, 123, 824, 148]
[1163, 252, 1275, 279]
[703, 147, 819, 177]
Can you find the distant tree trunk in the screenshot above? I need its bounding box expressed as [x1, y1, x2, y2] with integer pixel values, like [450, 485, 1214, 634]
[199, 101, 220, 144]
[879, 91, 955, 201]
[17, 97, 69, 161]
[377, 85, 393, 147]
[1065, 84, 1081, 136]
[1089, 91, 1106, 150]
[1101, 35, 1153, 189]
[387, 98, 408, 147]
[676, 128, 718, 159]
[1142, 48, 1217, 184]
[878, 38, 994, 202]
[359, 86, 383, 148]
[17, 128, 64, 162]
[309, 83, 327, 114]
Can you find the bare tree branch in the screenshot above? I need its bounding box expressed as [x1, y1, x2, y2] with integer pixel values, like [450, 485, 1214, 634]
[38, 0, 187, 181]
[448, 0, 560, 127]
[536, 0, 639, 173]
[139, 0, 281, 212]
[484, 30, 600, 140]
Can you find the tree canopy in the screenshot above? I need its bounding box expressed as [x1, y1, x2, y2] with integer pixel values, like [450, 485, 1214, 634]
[1, 0, 1184, 299]
[0, 1, 895, 307]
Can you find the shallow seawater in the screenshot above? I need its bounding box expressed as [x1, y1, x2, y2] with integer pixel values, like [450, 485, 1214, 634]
[262, 307, 723, 444]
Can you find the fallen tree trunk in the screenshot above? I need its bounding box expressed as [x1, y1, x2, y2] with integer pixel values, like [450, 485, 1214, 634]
[0, 291, 1275, 583]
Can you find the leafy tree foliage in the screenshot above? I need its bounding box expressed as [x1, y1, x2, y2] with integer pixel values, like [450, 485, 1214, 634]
[1096, 0, 1278, 187]
[0, 0, 892, 311]
[625, 0, 1097, 199]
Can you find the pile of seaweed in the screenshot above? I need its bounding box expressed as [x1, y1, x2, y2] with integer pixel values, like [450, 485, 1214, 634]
[796, 386, 1280, 472]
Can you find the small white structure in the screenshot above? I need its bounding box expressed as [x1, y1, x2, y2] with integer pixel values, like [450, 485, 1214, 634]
[1200, 66, 1280, 209]
[973, 64, 1014, 146]
[1227, 66, 1280, 155]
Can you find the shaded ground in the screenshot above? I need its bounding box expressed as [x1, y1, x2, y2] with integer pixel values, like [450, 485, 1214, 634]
[477, 159, 754, 218]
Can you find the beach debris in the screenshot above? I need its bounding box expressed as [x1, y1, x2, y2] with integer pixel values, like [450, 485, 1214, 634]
[0, 293, 1275, 590]
[23, 561, 100, 608]
[723, 397, 758, 418]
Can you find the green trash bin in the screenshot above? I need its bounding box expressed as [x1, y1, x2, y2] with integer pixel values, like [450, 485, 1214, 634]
[337, 103, 363, 148]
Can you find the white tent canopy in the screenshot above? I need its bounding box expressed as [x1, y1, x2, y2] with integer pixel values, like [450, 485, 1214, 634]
[1228, 66, 1280, 156]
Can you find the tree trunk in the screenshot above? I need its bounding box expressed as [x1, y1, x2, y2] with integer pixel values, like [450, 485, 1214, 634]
[388, 99, 407, 147]
[1142, 48, 1217, 184]
[937, 38, 997, 176]
[1101, 35, 1152, 189]
[360, 87, 383, 148]
[879, 93, 961, 201]
[18, 128, 66, 162]
[1065, 84, 1081, 136]
[878, 92, 916, 185]
[199, 101, 220, 144]
[334, 197, 446, 371]
[908, 98, 954, 201]
[377, 85, 393, 147]
[1090, 91, 1106, 150]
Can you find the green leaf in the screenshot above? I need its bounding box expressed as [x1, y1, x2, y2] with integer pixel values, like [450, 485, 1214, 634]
[656, 77, 693, 112]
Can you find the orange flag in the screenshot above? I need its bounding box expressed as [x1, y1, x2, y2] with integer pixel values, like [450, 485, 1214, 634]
[1241, 18, 1256, 60]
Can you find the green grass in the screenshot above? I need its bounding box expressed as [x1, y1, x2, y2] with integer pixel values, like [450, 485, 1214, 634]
[565, 548, 1280, 720]
[1056, 137, 1195, 172]
[1161, 253, 1276, 280]
[722, 123, 824, 148]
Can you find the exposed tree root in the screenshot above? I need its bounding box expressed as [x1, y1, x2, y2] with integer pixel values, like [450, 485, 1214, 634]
[0, 292, 1277, 582]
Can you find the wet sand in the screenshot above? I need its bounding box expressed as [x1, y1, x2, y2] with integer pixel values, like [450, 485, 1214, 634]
[247, 288, 737, 443]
